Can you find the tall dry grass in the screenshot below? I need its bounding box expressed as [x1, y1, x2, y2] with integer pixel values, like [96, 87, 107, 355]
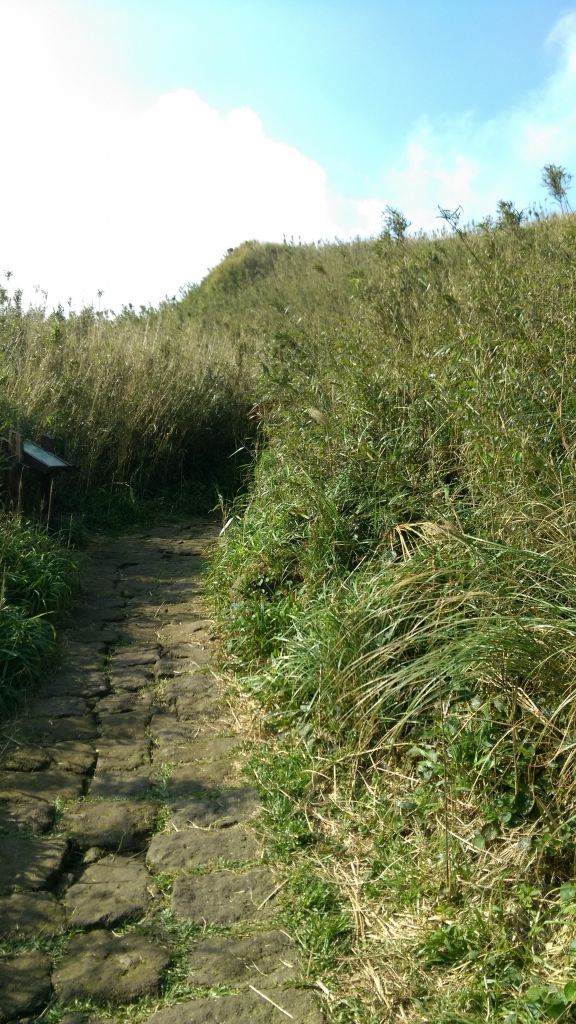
[208, 213, 576, 1021]
[0, 295, 256, 518]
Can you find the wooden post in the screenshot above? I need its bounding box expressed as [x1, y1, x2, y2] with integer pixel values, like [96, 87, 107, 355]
[40, 434, 55, 454]
[8, 430, 24, 515]
[39, 436, 56, 528]
[9, 430, 23, 462]
[40, 473, 55, 528]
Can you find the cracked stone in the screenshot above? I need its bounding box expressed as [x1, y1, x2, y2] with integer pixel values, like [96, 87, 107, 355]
[167, 788, 260, 830]
[172, 868, 278, 926]
[147, 990, 322, 1024]
[0, 837, 69, 892]
[53, 930, 170, 1004]
[96, 739, 151, 771]
[0, 950, 52, 1024]
[0, 891, 66, 938]
[59, 800, 158, 850]
[64, 854, 156, 928]
[187, 930, 298, 988]
[147, 826, 258, 873]
[98, 711, 151, 739]
[21, 716, 98, 744]
[89, 771, 154, 799]
[27, 696, 88, 718]
[0, 769, 83, 803]
[0, 797, 54, 833]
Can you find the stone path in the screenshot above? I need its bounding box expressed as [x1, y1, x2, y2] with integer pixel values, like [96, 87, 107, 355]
[0, 521, 322, 1024]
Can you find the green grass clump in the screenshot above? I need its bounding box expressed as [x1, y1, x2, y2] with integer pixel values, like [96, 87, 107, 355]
[0, 516, 77, 709]
[207, 208, 576, 1020]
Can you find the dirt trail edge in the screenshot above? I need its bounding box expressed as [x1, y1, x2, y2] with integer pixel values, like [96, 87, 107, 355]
[0, 521, 322, 1024]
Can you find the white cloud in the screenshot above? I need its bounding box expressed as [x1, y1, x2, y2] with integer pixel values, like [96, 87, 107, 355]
[0, 0, 348, 310]
[4, 3, 576, 310]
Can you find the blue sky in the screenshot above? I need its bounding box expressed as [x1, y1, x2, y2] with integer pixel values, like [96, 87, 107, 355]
[2, 1, 576, 309]
[89, 0, 571, 196]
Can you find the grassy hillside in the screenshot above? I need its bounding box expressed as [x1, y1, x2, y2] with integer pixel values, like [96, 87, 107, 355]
[4, 207, 576, 1019]
[206, 213, 576, 1021]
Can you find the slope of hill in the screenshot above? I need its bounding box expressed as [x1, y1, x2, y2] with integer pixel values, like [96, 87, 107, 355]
[205, 213, 576, 1022]
[3, 208, 576, 1020]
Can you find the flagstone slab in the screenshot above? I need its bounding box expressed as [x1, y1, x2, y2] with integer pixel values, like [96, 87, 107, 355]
[27, 696, 88, 718]
[0, 769, 83, 803]
[147, 826, 259, 873]
[89, 771, 155, 799]
[112, 647, 159, 667]
[172, 868, 278, 926]
[153, 736, 242, 764]
[0, 797, 54, 833]
[59, 800, 158, 850]
[2, 745, 52, 771]
[147, 990, 322, 1024]
[73, 628, 121, 644]
[109, 669, 153, 691]
[72, 607, 125, 623]
[46, 741, 97, 774]
[166, 788, 261, 830]
[0, 950, 52, 1024]
[41, 672, 109, 699]
[95, 739, 151, 771]
[53, 930, 170, 1005]
[175, 696, 224, 722]
[64, 854, 156, 928]
[0, 891, 66, 938]
[165, 678, 217, 700]
[164, 760, 236, 799]
[97, 692, 152, 715]
[98, 711, 151, 739]
[0, 837, 69, 892]
[152, 720, 213, 748]
[21, 716, 98, 744]
[186, 929, 298, 988]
